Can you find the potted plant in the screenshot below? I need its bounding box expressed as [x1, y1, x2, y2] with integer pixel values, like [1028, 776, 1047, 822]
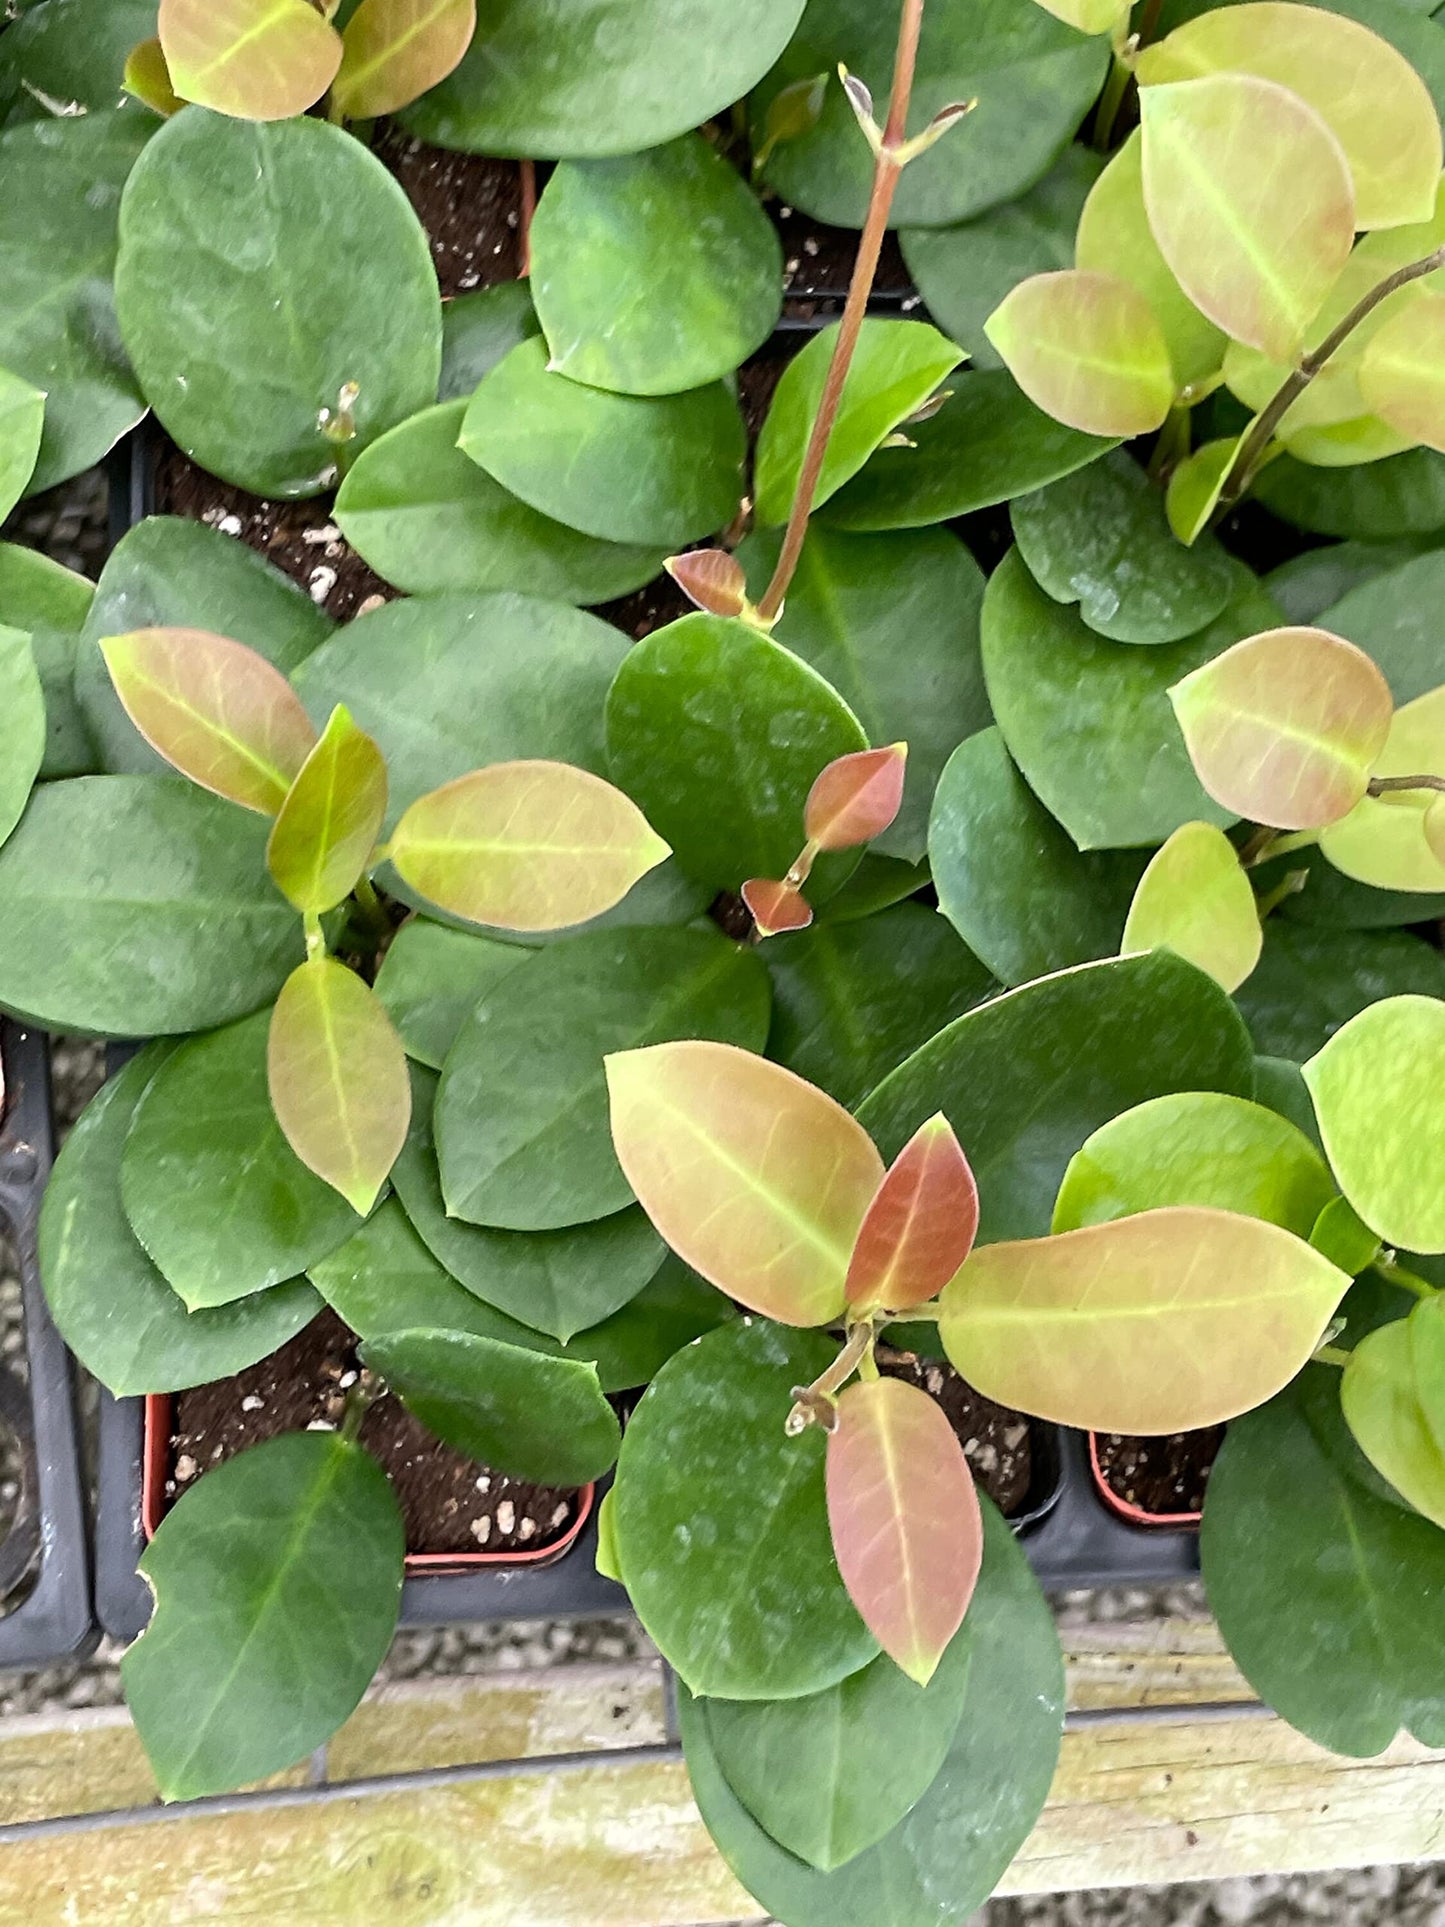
[0, 0, 1442, 1916]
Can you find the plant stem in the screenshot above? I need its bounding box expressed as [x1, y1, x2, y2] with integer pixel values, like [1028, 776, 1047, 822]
[1243, 827, 1318, 869]
[785, 1320, 875, 1433]
[1368, 773, 1445, 797]
[755, 0, 925, 625]
[519, 159, 537, 276]
[1254, 868, 1309, 919]
[1217, 245, 1445, 513]
[1092, 51, 1135, 152]
[1313, 1344, 1353, 1369]
[1374, 1258, 1440, 1300]
[352, 874, 391, 935]
[304, 910, 325, 962]
[340, 1372, 379, 1443]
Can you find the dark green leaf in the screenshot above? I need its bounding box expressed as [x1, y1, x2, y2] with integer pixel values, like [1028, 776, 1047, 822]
[30, 625, 96, 778]
[374, 917, 531, 1069]
[119, 1010, 362, 1311]
[1235, 923, 1445, 1062]
[0, 367, 44, 521]
[0, 624, 44, 851]
[0, 776, 303, 1035]
[0, 0, 159, 126]
[361, 1328, 620, 1484]
[1253, 1053, 1323, 1145]
[115, 112, 442, 498]
[858, 950, 1256, 1242]
[435, 926, 771, 1230]
[613, 1318, 879, 1699]
[39, 1048, 321, 1396]
[1256, 447, 1445, 538]
[123, 1431, 403, 1801]
[679, 1497, 1063, 1926]
[818, 854, 931, 923]
[439, 281, 541, 402]
[605, 613, 867, 894]
[0, 541, 94, 632]
[929, 728, 1147, 987]
[530, 133, 781, 397]
[822, 371, 1115, 532]
[1265, 538, 1438, 626]
[738, 524, 988, 864]
[460, 337, 745, 546]
[1313, 548, 1445, 704]
[335, 402, 665, 603]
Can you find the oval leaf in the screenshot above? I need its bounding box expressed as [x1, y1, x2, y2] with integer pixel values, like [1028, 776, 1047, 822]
[983, 269, 1174, 438]
[742, 878, 814, 938]
[940, 1208, 1350, 1432]
[827, 1377, 981, 1687]
[1319, 685, 1445, 892]
[1168, 626, 1394, 830]
[101, 627, 319, 815]
[605, 1040, 884, 1326]
[266, 704, 387, 915]
[805, 744, 908, 854]
[333, 0, 476, 121]
[1121, 819, 1262, 992]
[268, 956, 411, 1216]
[845, 1116, 979, 1315]
[123, 38, 185, 116]
[1359, 290, 1445, 454]
[157, 0, 342, 120]
[1342, 1295, 1445, 1527]
[390, 760, 669, 932]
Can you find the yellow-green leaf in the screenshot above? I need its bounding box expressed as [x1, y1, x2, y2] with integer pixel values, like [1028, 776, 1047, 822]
[1165, 435, 1239, 546]
[389, 760, 669, 932]
[1359, 291, 1445, 455]
[123, 37, 186, 116]
[333, 0, 475, 122]
[1139, 73, 1355, 363]
[1428, 795, 1445, 865]
[604, 1040, 884, 1327]
[1030, 0, 1123, 32]
[1121, 820, 1261, 992]
[100, 627, 319, 815]
[1319, 685, 1445, 893]
[1137, 2, 1440, 231]
[1168, 626, 1394, 830]
[266, 704, 387, 915]
[0, 367, 45, 525]
[984, 269, 1174, 437]
[1342, 1296, 1445, 1527]
[267, 957, 410, 1216]
[158, 0, 342, 120]
[939, 1207, 1350, 1432]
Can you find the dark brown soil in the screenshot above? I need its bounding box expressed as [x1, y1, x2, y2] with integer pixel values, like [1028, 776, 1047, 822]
[164, 1309, 582, 1559]
[371, 126, 522, 296]
[878, 1346, 1034, 1517]
[776, 205, 912, 318]
[1095, 1428, 1223, 1519]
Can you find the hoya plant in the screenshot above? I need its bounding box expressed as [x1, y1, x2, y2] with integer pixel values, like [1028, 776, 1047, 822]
[0, 0, 1442, 1915]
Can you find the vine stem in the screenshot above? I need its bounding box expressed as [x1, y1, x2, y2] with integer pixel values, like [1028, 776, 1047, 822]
[785, 1320, 876, 1433]
[519, 159, 537, 276]
[1368, 773, 1445, 797]
[755, 0, 926, 624]
[1374, 1259, 1440, 1300]
[1313, 1344, 1353, 1369]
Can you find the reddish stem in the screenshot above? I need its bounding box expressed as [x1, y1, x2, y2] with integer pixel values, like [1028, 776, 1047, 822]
[519, 159, 537, 277]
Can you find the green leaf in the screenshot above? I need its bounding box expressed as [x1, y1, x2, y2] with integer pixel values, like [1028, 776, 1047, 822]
[123, 1430, 403, 1801]
[817, 853, 930, 924]
[374, 917, 531, 1069]
[765, 903, 998, 1111]
[858, 949, 1255, 1242]
[605, 614, 867, 895]
[1254, 1053, 1323, 1145]
[1011, 449, 1235, 645]
[1121, 820, 1262, 993]
[460, 337, 744, 546]
[530, 133, 781, 397]
[1252, 840, 1445, 931]
[159, 0, 342, 119]
[0, 0, 160, 127]
[1052, 1090, 1336, 1238]
[438, 281, 541, 403]
[334, 402, 666, 604]
[981, 549, 1278, 850]
[613, 1318, 878, 1699]
[391, 1067, 665, 1342]
[332, 0, 475, 121]
[1201, 1357, 1445, 1755]
[1235, 921, 1445, 1063]
[822, 369, 1115, 532]
[1310, 1193, 1383, 1275]
[39, 1047, 321, 1396]
[124, 37, 184, 117]
[754, 320, 964, 526]
[0, 367, 44, 520]
[679, 1497, 1063, 1927]
[705, 1629, 972, 1874]
[1257, 447, 1445, 538]
[1303, 995, 1445, 1253]
[119, 1010, 362, 1311]
[1313, 547, 1445, 705]
[0, 541, 94, 633]
[76, 516, 333, 778]
[900, 147, 1103, 373]
[985, 270, 1175, 438]
[0, 625, 44, 853]
[400, 0, 806, 159]
[361, 1327, 619, 1485]
[0, 775, 303, 1035]
[266, 705, 386, 915]
[1319, 685, 1445, 893]
[115, 112, 441, 498]
[1342, 1295, 1445, 1526]
[1266, 539, 1437, 627]
[1166, 436, 1241, 547]
[0, 112, 148, 492]
[930, 728, 1148, 986]
[750, 0, 1107, 230]
[31, 626, 97, 781]
[736, 524, 987, 865]
[268, 957, 411, 1216]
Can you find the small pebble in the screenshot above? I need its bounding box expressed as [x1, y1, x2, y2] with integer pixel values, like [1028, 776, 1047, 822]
[305, 1418, 336, 1432]
[301, 524, 341, 545]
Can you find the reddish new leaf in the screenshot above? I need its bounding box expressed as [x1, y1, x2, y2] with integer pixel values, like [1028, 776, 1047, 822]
[666, 550, 749, 621]
[845, 1114, 979, 1315]
[742, 877, 814, 938]
[805, 744, 908, 853]
[101, 627, 318, 815]
[826, 1377, 982, 1686]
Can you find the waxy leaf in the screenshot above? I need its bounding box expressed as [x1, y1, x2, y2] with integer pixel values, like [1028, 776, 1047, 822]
[0, 367, 43, 522]
[1359, 292, 1445, 454]
[438, 281, 540, 401]
[101, 627, 318, 815]
[1237, 921, 1445, 1064]
[605, 1040, 884, 1326]
[0, 0, 161, 127]
[1256, 445, 1445, 540]
[1430, 795, 1445, 864]
[1139, 74, 1355, 363]
[827, 1378, 981, 1688]
[360, 1328, 621, 1486]
[0, 626, 44, 853]
[1137, 3, 1441, 230]
[1303, 995, 1445, 1253]
[668, 550, 749, 622]
[1319, 686, 1445, 892]
[390, 761, 669, 932]
[1122, 820, 1262, 993]
[333, 0, 475, 121]
[268, 957, 411, 1216]
[1168, 627, 1394, 830]
[159, 0, 341, 119]
[940, 1208, 1350, 1431]
[374, 918, 529, 1069]
[1033, 0, 1120, 28]
[1310, 1194, 1382, 1278]
[1166, 437, 1238, 547]
[845, 1117, 979, 1315]
[984, 270, 1174, 438]
[806, 745, 908, 854]
[1342, 1295, 1445, 1526]
[743, 879, 814, 938]
[266, 705, 386, 915]
[123, 1431, 403, 1802]
[123, 39, 185, 117]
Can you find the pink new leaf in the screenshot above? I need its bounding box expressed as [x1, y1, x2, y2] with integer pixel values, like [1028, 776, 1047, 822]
[845, 1113, 979, 1314]
[805, 744, 908, 853]
[666, 550, 749, 621]
[742, 877, 814, 938]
